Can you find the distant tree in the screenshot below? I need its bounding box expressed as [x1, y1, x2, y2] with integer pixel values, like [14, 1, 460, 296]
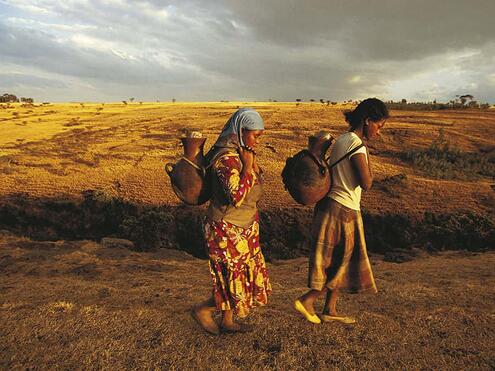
[455, 94, 473, 106]
[459, 94, 474, 106]
[309, 99, 315, 103]
[401, 99, 407, 104]
[295, 98, 302, 102]
[0, 93, 19, 103]
[139, 101, 143, 105]
[172, 98, 176, 103]
[320, 99, 325, 104]
[122, 100, 127, 105]
[20, 97, 34, 103]
[467, 100, 479, 108]
[129, 97, 135, 103]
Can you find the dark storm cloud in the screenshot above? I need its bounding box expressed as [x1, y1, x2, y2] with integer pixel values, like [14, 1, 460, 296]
[224, 0, 495, 60]
[0, 0, 493, 102]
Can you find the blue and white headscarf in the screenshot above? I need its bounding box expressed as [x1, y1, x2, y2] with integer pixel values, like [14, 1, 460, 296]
[213, 108, 264, 148]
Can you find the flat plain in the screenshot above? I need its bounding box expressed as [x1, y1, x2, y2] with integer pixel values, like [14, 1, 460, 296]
[0, 102, 494, 369]
[1, 102, 494, 216]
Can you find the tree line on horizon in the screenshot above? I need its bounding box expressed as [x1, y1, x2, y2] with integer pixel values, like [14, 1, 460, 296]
[1, 92, 493, 110]
[0, 93, 33, 103]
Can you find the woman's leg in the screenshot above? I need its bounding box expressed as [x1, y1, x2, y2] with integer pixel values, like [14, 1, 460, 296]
[298, 288, 328, 314]
[193, 296, 219, 335]
[321, 288, 356, 323]
[322, 288, 339, 316]
[221, 309, 241, 331]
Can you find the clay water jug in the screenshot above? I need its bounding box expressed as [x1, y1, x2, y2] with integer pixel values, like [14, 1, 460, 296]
[281, 131, 334, 205]
[165, 134, 210, 205]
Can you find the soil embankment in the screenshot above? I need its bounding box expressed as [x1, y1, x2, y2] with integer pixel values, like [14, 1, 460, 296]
[0, 191, 493, 261]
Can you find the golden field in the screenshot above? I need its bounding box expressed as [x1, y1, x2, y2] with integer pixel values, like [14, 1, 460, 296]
[0, 101, 494, 216]
[0, 102, 494, 369]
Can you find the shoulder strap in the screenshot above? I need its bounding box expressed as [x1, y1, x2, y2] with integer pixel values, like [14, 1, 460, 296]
[301, 149, 328, 175]
[328, 143, 365, 168]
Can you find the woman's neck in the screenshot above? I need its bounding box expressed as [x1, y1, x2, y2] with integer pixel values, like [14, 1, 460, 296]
[350, 127, 365, 140]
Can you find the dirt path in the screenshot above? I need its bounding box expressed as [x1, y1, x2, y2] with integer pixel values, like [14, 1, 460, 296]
[0, 234, 493, 369]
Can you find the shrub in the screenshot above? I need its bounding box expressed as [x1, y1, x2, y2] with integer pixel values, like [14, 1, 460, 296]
[422, 212, 495, 251]
[403, 131, 495, 179]
[120, 210, 174, 251]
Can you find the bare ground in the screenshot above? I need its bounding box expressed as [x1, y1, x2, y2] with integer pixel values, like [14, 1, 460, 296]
[1, 233, 494, 370]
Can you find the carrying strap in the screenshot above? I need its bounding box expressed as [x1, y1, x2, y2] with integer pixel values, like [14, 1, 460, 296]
[301, 149, 328, 175]
[328, 143, 365, 168]
[180, 156, 205, 175]
[179, 147, 236, 177]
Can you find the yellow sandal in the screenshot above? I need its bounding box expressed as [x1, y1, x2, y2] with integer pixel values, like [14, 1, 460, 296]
[294, 299, 321, 324]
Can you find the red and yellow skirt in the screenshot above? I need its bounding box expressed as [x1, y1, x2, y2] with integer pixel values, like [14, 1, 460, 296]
[204, 218, 271, 318]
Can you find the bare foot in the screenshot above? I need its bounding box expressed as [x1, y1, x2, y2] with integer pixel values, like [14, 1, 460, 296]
[220, 322, 242, 333]
[191, 307, 220, 335]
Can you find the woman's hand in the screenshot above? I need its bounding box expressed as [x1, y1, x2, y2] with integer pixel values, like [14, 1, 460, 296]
[239, 147, 254, 175]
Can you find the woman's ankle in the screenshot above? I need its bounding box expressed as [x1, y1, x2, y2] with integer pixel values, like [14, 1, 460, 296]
[322, 309, 338, 316]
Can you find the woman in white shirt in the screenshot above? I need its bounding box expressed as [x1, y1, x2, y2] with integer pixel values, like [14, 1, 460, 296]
[294, 98, 389, 324]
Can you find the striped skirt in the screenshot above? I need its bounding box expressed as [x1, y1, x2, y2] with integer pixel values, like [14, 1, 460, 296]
[308, 198, 377, 293]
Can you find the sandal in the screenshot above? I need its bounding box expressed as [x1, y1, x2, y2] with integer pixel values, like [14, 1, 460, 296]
[321, 314, 356, 324]
[294, 299, 321, 324]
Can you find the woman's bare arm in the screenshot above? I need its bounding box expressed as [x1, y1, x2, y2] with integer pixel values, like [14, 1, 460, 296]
[350, 152, 373, 191]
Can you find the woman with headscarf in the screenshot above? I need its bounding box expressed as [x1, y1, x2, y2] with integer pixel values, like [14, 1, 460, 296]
[192, 108, 271, 335]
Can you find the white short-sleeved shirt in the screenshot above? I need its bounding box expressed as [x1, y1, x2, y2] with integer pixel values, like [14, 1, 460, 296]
[327, 132, 367, 210]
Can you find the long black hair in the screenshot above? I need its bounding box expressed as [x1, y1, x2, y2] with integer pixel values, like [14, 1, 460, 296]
[344, 98, 389, 130]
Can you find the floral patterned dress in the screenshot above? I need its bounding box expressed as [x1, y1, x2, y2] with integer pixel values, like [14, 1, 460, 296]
[204, 153, 271, 318]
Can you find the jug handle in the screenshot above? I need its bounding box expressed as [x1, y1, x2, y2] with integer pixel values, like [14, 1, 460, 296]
[165, 163, 175, 176]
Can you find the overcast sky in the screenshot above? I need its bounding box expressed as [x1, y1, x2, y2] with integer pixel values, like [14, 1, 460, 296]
[0, 0, 494, 103]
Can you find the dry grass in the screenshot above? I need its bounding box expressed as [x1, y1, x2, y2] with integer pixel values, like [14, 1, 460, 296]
[0, 102, 494, 217]
[0, 233, 494, 369]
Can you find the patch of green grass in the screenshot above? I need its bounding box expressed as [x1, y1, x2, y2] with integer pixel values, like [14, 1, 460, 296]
[403, 131, 495, 180]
